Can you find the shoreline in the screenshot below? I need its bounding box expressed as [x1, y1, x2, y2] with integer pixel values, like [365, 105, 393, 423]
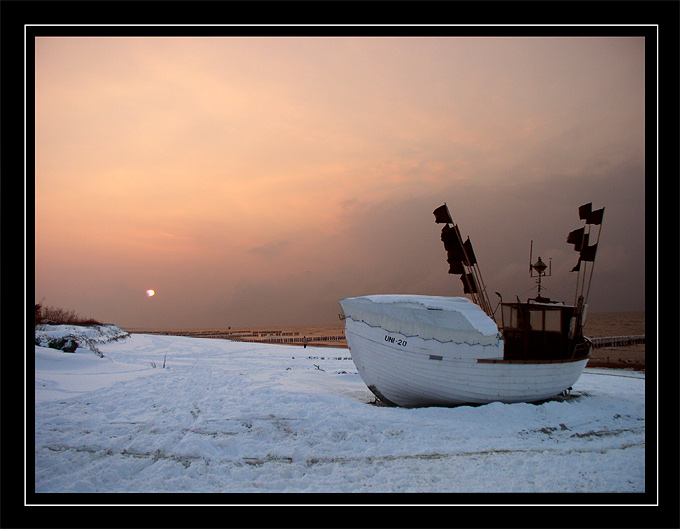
[123, 310, 644, 336]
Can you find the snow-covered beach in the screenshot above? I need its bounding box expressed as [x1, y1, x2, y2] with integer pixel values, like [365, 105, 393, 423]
[31, 324, 648, 499]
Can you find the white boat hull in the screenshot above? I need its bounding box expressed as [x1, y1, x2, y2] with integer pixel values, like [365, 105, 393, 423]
[341, 296, 590, 407]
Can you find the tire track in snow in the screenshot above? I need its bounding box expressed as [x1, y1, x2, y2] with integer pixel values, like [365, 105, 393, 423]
[40, 434, 644, 469]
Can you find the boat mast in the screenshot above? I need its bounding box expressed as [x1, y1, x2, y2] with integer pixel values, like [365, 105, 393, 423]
[528, 240, 552, 302]
[567, 202, 605, 337]
[434, 204, 496, 322]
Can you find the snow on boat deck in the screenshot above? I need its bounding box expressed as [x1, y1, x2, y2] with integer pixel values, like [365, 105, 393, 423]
[33, 332, 645, 495]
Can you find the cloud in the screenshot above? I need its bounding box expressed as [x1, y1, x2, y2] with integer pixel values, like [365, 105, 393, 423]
[248, 240, 291, 258]
[34, 36, 647, 328]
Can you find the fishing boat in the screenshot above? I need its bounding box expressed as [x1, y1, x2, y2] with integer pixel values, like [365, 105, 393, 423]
[339, 202, 605, 407]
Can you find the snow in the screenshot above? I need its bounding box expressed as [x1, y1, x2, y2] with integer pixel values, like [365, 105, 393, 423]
[34, 323, 130, 344]
[340, 295, 500, 346]
[33, 327, 646, 497]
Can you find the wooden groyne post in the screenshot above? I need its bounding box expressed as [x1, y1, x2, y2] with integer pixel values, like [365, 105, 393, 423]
[590, 335, 645, 348]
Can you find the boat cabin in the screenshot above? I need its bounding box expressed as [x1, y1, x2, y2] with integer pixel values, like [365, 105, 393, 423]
[432, 202, 603, 366]
[500, 301, 589, 361]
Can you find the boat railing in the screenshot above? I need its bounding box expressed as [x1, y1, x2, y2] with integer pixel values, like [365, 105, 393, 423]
[571, 340, 591, 359]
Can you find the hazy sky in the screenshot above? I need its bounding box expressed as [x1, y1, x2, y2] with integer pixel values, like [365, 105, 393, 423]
[34, 36, 646, 329]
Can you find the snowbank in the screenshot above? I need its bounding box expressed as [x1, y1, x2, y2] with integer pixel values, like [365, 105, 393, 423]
[33, 333, 646, 496]
[34, 324, 129, 356]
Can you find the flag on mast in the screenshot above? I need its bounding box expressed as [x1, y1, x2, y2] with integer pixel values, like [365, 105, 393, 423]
[463, 237, 477, 265]
[569, 203, 604, 272]
[433, 204, 453, 224]
[567, 227, 587, 251]
[586, 207, 605, 225]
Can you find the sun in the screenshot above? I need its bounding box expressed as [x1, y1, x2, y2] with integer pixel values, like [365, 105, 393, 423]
[146, 289, 155, 297]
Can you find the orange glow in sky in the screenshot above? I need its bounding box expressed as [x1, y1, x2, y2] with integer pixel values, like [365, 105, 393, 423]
[34, 35, 646, 329]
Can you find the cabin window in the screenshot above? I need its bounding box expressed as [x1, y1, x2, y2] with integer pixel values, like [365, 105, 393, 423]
[509, 307, 518, 328]
[502, 305, 523, 329]
[529, 310, 543, 331]
[502, 305, 563, 333]
[545, 310, 561, 332]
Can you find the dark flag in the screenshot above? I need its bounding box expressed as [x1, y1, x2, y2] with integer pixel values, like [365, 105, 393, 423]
[442, 225, 466, 273]
[460, 273, 478, 294]
[567, 228, 588, 251]
[567, 227, 584, 245]
[578, 203, 592, 220]
[586, 207, 605, 225]
[441, 225, 466, 260]
[463, 237, 477, 265]
[447, 258, 465, 275]
[579, 242, 598, 262]
[433, 204, 453, 224]
[571, 243, 598, 272]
